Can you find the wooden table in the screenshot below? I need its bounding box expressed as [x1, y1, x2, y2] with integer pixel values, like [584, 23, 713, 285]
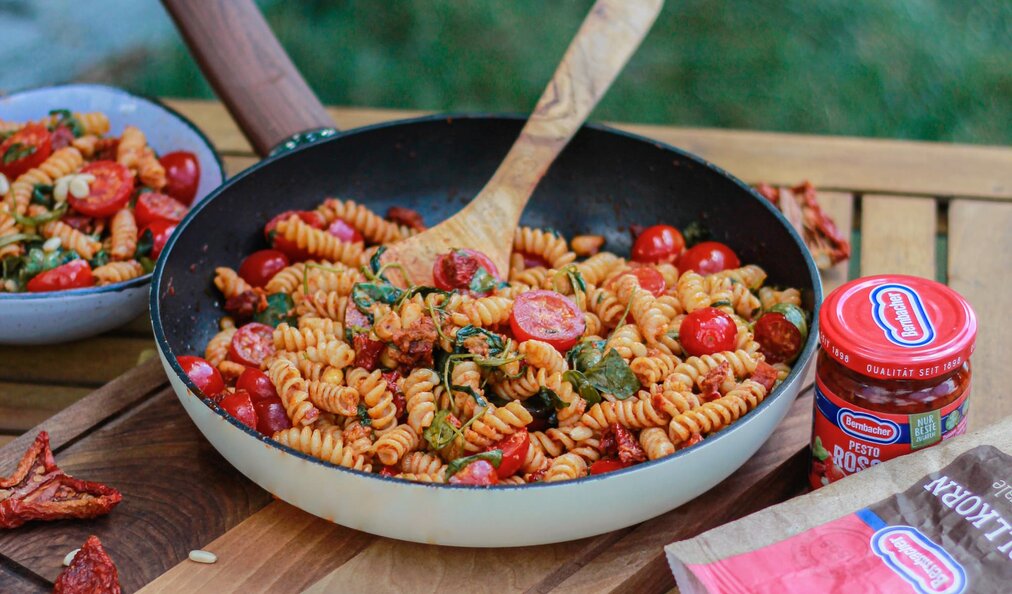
[1, 100, 1010, 593]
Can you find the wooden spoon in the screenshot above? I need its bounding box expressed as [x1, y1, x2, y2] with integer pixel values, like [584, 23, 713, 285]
[383, 0, 664, 284]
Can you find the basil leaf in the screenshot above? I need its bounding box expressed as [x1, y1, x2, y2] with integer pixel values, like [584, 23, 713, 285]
[581, 349, 639, 400]
[357, 403, 372, 427]
[139, 256, 156, 274]
[351, 282, 403, 314]
[48, 109, 84, 137]
[450, 384, 487, 407]
[535, 386, 569, 410]
[253, 292, 296, 328]
[369, 245, 388, 280]
[445, 449, 502, 479]
[31, 184, 53, 207]
[135, 228, 154, 259]
[682, 221, 712, 247]
[423, 410, 457, 450]
[567, 340, 604, 372]
[468, 266, 503, 294]
[399, 285, 451, 305]
[454, 325, 505, 356]
[3, 142, 36, 165]
[13, 202, 68, 227]
[0, 233, 41, 250]
[563, 369, 601, 405]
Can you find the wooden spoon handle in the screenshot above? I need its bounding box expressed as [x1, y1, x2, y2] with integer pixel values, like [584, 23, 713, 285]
[475, 0, 663, 217]
[161, 0, 334, 156]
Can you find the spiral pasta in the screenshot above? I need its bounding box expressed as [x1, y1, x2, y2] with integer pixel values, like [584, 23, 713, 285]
[204, 327, 236, 367]
[317, 198, 411, 244]
[267, 358, 320, 427]
[117, 126, 167, 190]
[543, 453, 587, 482]
[446, 295, 513, 328]
[667, 380, 767, 445]
[108, 209, 138, 261]
[605, 324, 648, 360]
[514, 226, 575, 269]
[307, 381, 359, 416]
[580, 397, 669, 431]
[373, 425, 420, 466]
[665, 349, 760, 392]
[40, 220, 101, 259]
[518, 339, 568, 374]
[675, 271, 710, 313]
[400, 452, 446, 476]
[639, 427, 675, 460]
[462, 401, 533, 452]
[214, 267, 252, 300]
[92, 260, 144, 285]
[8, 147, 83, 215]
[275, 216, 364, 266]
[403, 368, 438, 434]
[272, 426, 370, 470]
[347, 367, 397, 430]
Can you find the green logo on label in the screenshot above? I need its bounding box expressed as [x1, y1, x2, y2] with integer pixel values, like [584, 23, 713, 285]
[910, 410, 941, 450]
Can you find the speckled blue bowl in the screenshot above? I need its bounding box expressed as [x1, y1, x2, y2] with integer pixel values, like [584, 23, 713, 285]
[0, 84, 223, 345]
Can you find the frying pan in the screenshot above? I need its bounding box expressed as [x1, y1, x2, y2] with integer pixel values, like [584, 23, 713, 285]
[152, 0, 822, 546]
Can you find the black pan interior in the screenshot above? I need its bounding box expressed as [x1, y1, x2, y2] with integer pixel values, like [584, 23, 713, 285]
[155, 115, 820, 356]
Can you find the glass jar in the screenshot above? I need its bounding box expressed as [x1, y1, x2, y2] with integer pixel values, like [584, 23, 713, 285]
[810, 275, 976, 489]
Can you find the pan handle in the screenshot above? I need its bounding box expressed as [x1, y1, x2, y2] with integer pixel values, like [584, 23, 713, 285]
[161, 0, 335, 157]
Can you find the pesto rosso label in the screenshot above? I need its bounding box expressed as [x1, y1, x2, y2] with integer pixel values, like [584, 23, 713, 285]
[810, 377, 970, 489]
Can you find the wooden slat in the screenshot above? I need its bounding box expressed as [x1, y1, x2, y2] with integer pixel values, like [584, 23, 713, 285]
[0, 337, 153, 387]
[0, 382, 91, 433]
[163, 99, 1012, 200]
[947, 199, 1012, 431]
[0, 563, 48, 594]
[222, 155, 258, 177]
[860, 195, 937, 278]
[818, 192, 856, 294]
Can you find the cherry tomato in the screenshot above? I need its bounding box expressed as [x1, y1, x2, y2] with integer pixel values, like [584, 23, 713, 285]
[140, 219, 177, 259]
[68, 161, 134, 217]
[238, 249, 289, 288]
[219, 390, 258, 430]
[509, 289, 585, 352]
[159, 151, 201, 205]
[26, 259, 94, 292]
[0, 123, 52, 179]
[237, 367, 280, 403]
[679, 307, 737, 356]
[264, 210, 325, 261]
[327, 219, 364, 243]
[176, 355, 225, 397]
[631, 224, 685, 264]
[589, 459, 629, 475]
[432, 249, 501, 293]
[253, 398, 291, 436]
[448, 459, 499, 486]
[134, 192, 188, 227]
[488, 430, 530, 479]
[611, 267, 665, 297]
[229, 322, 276, 368]
[50, 125, 75, 150]
[753, 312, 804, 364]
[677, 241, 740, 274]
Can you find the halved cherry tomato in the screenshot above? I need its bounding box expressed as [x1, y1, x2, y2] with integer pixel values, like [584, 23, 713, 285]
[140, 219, 177, 259]
[589, 459, 629, 475]
[432, 249, 501, 293]
[219, 390, 257, 430]
[176, 355, 225, 397]
[0, 123, 52, 179]
[327, 219, 364, 244]
[68, 161, 134, 217]
[677, 241, 740, 274]
[611, 267, 665, 297]
[135, 192, 188, 227]
[679, 307, 737, 356]
[26, 259, 94, 292]
[488, 430, 530, 479]
[229, 322, 275, 368]
[253, 398, 291, 435]
[448, 459, 499, 486]
[509, 289, 585, 352]
[237, 367, 280, 403]
[159, 151, 201, 205]
[631, 224, 685, 264]
[753, 312, 804, 364]
[238, 249, 289, 288]
[264, 210, 325, 261]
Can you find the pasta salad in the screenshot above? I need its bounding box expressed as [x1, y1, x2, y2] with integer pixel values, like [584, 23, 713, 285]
[0, 110, 201, 292]
[179, 198, 810, 486]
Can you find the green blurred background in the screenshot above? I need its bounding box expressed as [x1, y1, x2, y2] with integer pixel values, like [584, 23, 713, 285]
[15, 0, 1012, 145]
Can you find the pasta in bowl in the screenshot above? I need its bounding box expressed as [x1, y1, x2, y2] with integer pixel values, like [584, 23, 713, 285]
[152, 114, 821, 546]
[0, 84, 223, 344]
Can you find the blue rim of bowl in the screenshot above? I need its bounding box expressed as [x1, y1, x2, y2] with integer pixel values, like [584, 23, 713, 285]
[153, 112, 824, 491]
[0, 82, 225, 300]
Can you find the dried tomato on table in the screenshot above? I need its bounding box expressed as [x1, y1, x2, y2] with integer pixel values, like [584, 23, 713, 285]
[53, 535, 121, 594]
[0, 432, 122, 529]
[755, 180, 850, 269]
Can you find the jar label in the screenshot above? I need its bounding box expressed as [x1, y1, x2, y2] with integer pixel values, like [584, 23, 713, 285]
[809, 376, 969, 489]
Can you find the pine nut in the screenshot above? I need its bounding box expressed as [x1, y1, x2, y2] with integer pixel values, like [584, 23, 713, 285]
[0, 173, 9, 195]
[69, 176, 90, 198]
[53, 177, 71, 203]
[188, 549, 218, 564]
[63, 548, 80, 567]
[43, 237, 62, 252]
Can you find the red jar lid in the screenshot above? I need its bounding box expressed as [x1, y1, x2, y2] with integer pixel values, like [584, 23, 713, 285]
[819, 275, 976, 380]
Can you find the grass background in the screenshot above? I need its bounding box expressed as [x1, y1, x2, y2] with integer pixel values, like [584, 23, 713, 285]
[118, 0, 1010, 145]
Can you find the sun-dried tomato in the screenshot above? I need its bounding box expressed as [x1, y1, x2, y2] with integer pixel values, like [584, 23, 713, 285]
[353, 334, 385, 371]
[612, 423, 647, 464]
[700, 361, 732, 402]
[0, 432, 122, 529]
[598, 426, 618, 458]
[53, 535, 121, 594]
[386, 206, 426, 232]
[224, 288, 267, 322]
[754, 182, 780, 205]
[382, 370, 407, 420]
[750, 360, 779, 393]
[390, 316, 437, 368]
[525, 468, 547, 483]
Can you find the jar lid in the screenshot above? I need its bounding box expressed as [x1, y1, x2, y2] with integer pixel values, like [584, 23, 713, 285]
[819, 275, 976, 380]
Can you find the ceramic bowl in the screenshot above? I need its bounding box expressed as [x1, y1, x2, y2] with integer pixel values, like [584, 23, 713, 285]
[0, 83, 223, 345]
